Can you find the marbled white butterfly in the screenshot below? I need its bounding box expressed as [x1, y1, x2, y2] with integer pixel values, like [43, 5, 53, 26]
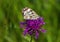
[22, 7, 40, 20]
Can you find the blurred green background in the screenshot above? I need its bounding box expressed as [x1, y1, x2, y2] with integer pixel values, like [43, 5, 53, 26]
[0, 0, 60, 42]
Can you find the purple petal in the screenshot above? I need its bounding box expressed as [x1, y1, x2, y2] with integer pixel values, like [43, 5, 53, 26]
[20, 22, 26, 28]
[23, 29, 28, 36]
[23, 27, 31, 35]
[35, 31, 39, 39]
[38, 17, 43, 21]
[20, 22, 26, 25]
[28, 30, 33, 35]
[20, 24, 24, 28]
[42, 22, 45, 25]
[40, 17, 43, 20]
[40, 28, 46, 33]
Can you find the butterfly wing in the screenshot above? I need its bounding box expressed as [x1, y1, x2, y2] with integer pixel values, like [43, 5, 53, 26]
[22, 7, 40, 20]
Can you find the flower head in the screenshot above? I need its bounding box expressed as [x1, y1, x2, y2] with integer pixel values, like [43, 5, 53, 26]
[20, 17, 46, 39]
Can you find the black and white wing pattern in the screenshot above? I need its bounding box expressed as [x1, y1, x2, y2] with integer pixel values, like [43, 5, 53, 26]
[22, 7, 40, 20]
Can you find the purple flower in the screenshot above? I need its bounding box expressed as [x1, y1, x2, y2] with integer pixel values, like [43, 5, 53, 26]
[20, 17, 46, 39]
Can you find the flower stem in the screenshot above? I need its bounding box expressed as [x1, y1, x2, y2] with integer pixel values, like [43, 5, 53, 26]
[30, 36, 32, 42]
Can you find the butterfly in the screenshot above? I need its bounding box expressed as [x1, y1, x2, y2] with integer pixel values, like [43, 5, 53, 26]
[22, 7, 40, 20]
